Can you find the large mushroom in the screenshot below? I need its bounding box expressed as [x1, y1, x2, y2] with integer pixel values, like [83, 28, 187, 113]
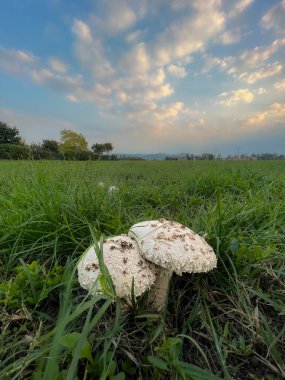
[77, 235, 157, 303]
[128, 219, 217, 311]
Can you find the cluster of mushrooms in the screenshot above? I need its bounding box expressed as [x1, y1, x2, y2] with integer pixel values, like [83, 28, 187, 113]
[77, 219, 217, 311]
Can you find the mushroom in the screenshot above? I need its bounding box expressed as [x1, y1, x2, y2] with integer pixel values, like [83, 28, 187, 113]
[108, 185, 119, 193]
[77, 235, 157, 303]
[128, 219, 217, 311]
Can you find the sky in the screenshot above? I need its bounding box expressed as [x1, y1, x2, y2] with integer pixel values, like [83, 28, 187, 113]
[0, 0, 285, 155]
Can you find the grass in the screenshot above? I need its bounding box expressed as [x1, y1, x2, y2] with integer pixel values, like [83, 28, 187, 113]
[0, 159, 284, 379]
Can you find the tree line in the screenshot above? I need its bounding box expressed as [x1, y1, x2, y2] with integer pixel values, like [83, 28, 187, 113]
[166, 152, 285, 160]
[0, 121, 116, 160]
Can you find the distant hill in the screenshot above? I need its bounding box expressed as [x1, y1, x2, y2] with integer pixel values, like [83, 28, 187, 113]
[117, 153, 189, 160]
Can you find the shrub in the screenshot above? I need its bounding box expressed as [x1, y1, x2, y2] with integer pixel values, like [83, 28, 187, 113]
[62, 149, 98, 160]
[30, 144, 64, 160]
[0, 143, 31, 159]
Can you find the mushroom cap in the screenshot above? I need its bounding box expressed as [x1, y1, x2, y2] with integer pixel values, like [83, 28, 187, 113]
[77, 235, 157, 299]
[128, 219, 217, 275]
[108, 185, 119, 193]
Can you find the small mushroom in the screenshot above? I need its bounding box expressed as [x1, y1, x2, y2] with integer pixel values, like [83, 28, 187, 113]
[108, 185, 119, 193]
[77, 235, 156, 302]
[128, 219, 217, 311]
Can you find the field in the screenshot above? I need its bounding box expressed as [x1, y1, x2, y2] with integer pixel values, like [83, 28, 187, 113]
[0, 160, 284, 380]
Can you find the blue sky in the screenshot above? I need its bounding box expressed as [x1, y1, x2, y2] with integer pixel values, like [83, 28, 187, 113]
[0, 0, 285, 154]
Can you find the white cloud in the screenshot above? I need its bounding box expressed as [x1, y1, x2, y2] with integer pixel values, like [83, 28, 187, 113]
[218, 88, 254, 107]
[30, 69, 83, 92]
[72, 19, 93, 43]
[154, 101, 185, 120]
[119, 43, 150, 74]
[0, 1, 226, 117]
[72, 21, 115, 81]
[202, 38, 285, 78]
[168, 64, 187, 78]
[0, 46, 87, 99]
[15, 50, 36, 63]
[0, 47, 36, 75]
[66, 94, 78, 103]
[170, 0, 193, 11]
[91, 1, 137, 35]
[261, 0, 285, 34]
[106, 5, 136, 33]
[255, 87, 266, 95]
[217, 30, 241, 45]
[246, 102, 285, 126]
[125, 30, 146, 43]
[274, 78, 285, 90]
[229, 0, 254, 18]
[239, 62, 282, 84]
[143, 83, 174, 100]
[120, 1, 225, 72]
[70, 84, 113, 107]
[192, 0, 222, 11]
[117, 91, 128, 103]
[153, 6, 225, 66]
[201, 54, 234, 73]
[127, 101, 157, 120]
[239, 39, 285, 67]
[49, 58, 68, 74]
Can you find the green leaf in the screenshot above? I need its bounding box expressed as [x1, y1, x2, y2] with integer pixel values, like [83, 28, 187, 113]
[59, 332, 93, 363]
[111, 372, 125, 380]
[60, 332, 81, 351]
[147, 356, 169, 371]
[177, 361, 223, 380]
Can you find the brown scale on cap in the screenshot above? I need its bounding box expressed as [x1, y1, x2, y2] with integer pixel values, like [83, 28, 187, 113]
[128, 219, 217, 311]
[78, 235, 157, 300]
[128, 219, 217, 275]
[85, 263, 98, 271]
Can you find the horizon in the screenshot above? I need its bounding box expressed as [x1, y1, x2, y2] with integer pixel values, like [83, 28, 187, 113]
[0, 0, 285, 154]
[116, 151, 285, 158]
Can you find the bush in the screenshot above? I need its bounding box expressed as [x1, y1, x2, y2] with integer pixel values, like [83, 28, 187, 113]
[62, 149, 98, 161]
[30, 144, 64, 160]
[0, 144, 31, 159]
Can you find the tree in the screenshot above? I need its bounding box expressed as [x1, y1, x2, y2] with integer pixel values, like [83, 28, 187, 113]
[103, 142, 113, 155]
[59, 129, 88, 153]
[91, 142, 113, 156]
[91, 143, 104, 155]
[42, 139, 59, 153]
[0, 121, 22, 144]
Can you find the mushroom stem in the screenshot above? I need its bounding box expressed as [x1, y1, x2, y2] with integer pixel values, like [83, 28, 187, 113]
[147, 268, 173, 311]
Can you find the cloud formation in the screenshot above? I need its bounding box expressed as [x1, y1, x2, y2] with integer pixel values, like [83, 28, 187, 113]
[239, 62, 283, 84]
[261, 0, 285, 34]
[274, 78, 285, 90]
[1, 0, 285, 153]
[167, 64, 187, 78]
[218, 88, 254, 107]
[246, 103, 285, 126]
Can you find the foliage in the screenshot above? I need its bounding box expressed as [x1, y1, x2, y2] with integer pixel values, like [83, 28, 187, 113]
[59, 129, 88, 153]
[0, 143, 30, 159]
[42, 139, 59, 153]
[91, 142, 113, 156]
[30, 143, 63, 160]
[62, 148, 97, 161]
[0, 160, 284, 379]
[0, 260, 65, 309]
[0, 121, 22, 144]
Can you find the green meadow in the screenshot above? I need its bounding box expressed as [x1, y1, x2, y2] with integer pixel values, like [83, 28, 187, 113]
[0, 160, 284, 379]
